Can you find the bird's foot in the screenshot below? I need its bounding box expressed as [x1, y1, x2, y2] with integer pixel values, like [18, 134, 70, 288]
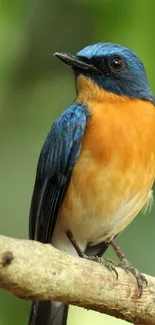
[66, 229, 118, 278]
[82, 254, 118, 279]
[109, 238, 147, 297]
[118, 257, 147, 297]
[109, 239, 147, 297]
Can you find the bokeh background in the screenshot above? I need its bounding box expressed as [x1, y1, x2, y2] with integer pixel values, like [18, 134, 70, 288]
[0, 0, 155, 324]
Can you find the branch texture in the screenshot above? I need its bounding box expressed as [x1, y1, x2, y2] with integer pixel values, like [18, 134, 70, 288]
[0, 235, 154, 325]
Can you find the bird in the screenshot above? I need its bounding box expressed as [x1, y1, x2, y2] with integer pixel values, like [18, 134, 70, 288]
[28, 42, 155, 325]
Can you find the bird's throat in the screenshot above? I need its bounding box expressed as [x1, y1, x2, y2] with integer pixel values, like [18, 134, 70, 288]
[76, 74, 127, 104]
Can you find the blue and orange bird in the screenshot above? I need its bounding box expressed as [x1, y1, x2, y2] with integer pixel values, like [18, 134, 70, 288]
[28, 43, 155, 325]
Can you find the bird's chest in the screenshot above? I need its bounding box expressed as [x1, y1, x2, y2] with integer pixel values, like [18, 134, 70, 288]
[58, 100, 155, 244]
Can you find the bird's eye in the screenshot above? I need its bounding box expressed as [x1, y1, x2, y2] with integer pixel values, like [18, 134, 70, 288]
[109, 55, 124, 72]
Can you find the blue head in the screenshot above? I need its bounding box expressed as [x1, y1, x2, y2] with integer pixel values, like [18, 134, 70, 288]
[55, 43, 154, 104]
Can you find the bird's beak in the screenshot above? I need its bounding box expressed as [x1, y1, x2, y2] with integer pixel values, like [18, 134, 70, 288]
[54, 52, 96, 72]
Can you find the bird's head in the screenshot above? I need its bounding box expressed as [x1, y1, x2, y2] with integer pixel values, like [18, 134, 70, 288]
[55, 43, 154, 104]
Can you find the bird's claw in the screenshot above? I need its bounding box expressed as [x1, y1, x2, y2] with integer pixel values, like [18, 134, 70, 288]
[103, 257, 118, 279]
[118, 258, 147, 297]
[82, 254, 118, 279]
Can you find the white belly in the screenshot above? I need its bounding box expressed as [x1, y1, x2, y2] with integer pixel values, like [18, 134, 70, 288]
[52, 184, 153, 256]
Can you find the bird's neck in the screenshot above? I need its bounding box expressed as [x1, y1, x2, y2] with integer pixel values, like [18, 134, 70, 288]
[76, 74, 128, 105]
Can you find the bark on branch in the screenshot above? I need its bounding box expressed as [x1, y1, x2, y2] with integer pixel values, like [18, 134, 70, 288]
[0, 235, 154, 325]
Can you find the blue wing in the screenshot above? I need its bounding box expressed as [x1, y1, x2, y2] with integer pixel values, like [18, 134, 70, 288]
[29, 103, 88, 243]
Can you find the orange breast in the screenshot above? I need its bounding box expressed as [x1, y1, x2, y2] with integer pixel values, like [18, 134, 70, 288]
[55, 76, 155, 245]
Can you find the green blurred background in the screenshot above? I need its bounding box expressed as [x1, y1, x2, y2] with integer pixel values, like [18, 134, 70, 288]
[0, 0, 155, 324]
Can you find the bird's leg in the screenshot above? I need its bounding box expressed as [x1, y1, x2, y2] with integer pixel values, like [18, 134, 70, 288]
[109, 239, 147, 297]
[66, 230, 84, 257]
[66, 230, 118, 278]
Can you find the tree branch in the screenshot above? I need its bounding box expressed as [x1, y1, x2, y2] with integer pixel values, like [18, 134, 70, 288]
[0, 235, 154, 324]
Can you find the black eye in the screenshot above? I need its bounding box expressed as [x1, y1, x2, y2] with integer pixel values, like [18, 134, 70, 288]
[109, 55, 124, 71]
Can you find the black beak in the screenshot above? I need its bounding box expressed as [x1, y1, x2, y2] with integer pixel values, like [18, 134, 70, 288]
[54, 52, 96, 72]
